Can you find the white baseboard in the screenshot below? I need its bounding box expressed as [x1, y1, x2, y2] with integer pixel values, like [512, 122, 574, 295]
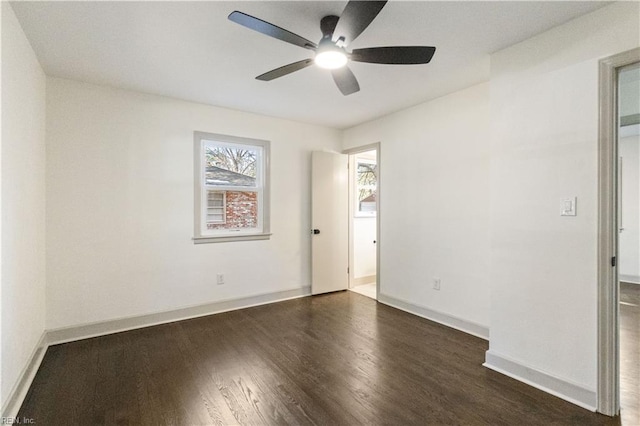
[48, 286, 311, 345]
[352, 275, 376, 287]
[483, 350, 597, 411]
[619, 274, 640, 284]
[2, 286, 311, 419]
[377, 293, 489, 340]
[1, 332, 48, 420]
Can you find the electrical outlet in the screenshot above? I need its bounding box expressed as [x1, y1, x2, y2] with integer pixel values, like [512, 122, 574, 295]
[433, 278, 441, 291]
[216, 274, 225, 285]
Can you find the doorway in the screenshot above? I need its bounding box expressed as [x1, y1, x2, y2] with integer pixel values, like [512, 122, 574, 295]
[617, 63, 639, 424]
[345, 144, 380, 301]
[597, 48, 640, 418]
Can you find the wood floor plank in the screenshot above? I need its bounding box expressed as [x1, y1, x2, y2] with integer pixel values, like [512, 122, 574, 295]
[242, 300, 449, 423]
[18, 290, 634, 425]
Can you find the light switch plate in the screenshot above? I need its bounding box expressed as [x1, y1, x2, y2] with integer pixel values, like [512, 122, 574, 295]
[561, 197, 577, 216]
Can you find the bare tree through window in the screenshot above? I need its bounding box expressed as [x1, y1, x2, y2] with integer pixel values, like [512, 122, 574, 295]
[206, 146, 256, 177]
[357, 161, 377, 201]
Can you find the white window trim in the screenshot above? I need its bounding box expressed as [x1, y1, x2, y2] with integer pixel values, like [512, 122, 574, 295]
[193, 131, 271, 243]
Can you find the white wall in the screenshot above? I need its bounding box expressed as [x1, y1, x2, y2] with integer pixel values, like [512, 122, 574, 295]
[487, 1, 639, 397]
[45, 78, 341, 329]
[1, 2, 47, 409]
[619, 135, 640, 281]
[343, 82, 491, 327]
[353, 218, 376, 280]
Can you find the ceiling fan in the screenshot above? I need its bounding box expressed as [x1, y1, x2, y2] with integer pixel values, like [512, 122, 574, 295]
[228, 1, 436, 96]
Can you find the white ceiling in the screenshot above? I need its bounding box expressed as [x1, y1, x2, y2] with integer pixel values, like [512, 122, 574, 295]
[11, 1, 609, 129]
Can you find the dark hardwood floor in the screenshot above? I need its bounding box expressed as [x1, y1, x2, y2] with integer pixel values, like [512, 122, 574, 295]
[19, 291, 624, 425]
[620, 282, 639, 426]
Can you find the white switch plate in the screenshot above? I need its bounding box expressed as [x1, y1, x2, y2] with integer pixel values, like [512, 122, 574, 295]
[433, 278, 441, 291]
[561, 197, 577, 216]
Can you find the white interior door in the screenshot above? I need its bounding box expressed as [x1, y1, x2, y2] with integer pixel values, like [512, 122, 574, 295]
[311, 151, 348, 295]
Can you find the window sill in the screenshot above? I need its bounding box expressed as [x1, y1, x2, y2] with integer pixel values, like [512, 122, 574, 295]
[193, 233, 272, 244]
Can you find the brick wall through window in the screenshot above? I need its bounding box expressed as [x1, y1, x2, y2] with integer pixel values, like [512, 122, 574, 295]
[207, 191, 257, 230]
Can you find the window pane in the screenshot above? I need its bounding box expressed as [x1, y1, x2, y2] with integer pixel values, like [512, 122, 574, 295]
[206, 190, 258, 231]
[205, 144, 258, 187]
[357, 161, 377, 213]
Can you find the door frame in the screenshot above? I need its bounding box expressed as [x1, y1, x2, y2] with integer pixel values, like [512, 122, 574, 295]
[597, 47, 640, 416]
[343, 143, 381, 300]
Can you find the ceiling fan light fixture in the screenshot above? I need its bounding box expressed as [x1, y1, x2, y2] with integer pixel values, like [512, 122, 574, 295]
[315, 50, 348, 69]
[314, 40, 348, 69]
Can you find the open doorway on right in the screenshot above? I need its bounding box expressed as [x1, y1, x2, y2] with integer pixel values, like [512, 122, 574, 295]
[348, 149, 378, 300]
[618, 63, 639, 424]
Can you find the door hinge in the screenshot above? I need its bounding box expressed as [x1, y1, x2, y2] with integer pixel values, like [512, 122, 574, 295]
[347, 267, 349, 274]
[611, 256, 616, 267]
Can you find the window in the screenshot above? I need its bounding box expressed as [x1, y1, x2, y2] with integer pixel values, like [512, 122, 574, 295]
[355, 157, 377, 217]
[194, 132, 270, 243]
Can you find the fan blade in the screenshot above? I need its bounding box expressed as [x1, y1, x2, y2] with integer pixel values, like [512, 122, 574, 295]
[331, 66, 360, 95]
[256, 59, 314, 81]
[333, 1, 387, 46]
[351, 46, 436, 64]
[229, 11, 317, 50]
